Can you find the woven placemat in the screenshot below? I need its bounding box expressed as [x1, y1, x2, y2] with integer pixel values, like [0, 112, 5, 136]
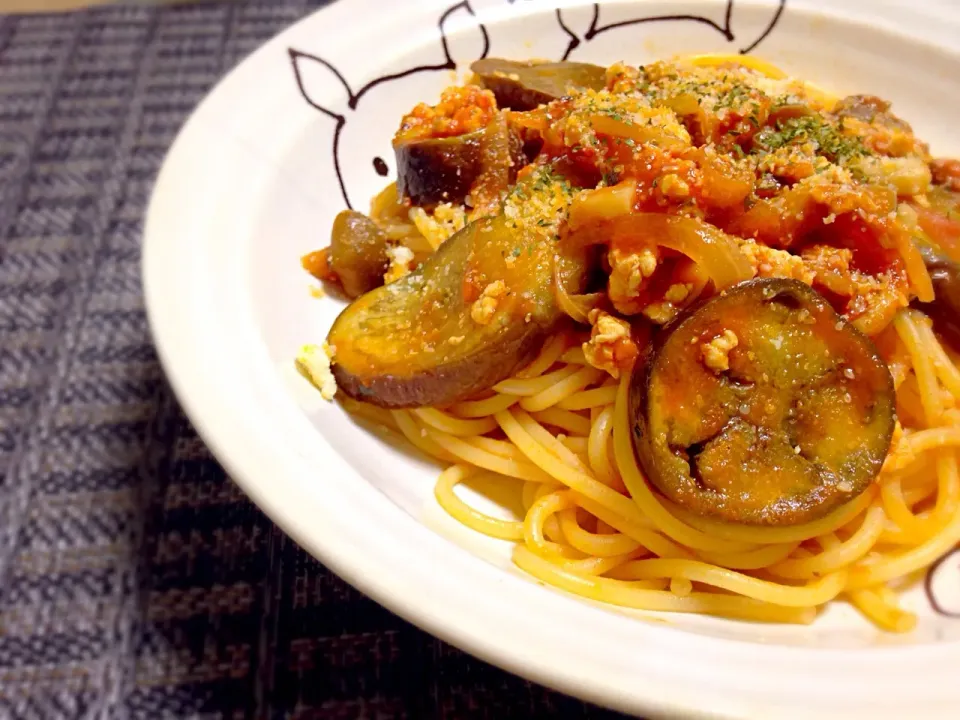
[0, 2, 633, 717]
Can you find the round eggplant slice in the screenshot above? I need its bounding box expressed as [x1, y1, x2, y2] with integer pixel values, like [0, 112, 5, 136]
[471, 58, 607, 110]
[394, 113, 526, 208]
[629, 278, 895, 526]
[327, 214, 588, 409]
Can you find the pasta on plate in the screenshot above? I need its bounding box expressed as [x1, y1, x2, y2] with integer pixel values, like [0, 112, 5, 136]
[297, 54, 960, 633]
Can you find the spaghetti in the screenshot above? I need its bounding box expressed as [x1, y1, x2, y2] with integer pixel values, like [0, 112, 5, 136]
[305, 54, 960, 632]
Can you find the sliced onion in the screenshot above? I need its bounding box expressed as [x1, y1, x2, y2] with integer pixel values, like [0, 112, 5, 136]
[553, 253, 603, 324]
[568, 181, 637, 231]
[605, 213, 754, 290]
[589, 114, 688, 149]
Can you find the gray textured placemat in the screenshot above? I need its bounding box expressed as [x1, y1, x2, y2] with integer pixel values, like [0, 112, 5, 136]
[0, 2, 632, 717]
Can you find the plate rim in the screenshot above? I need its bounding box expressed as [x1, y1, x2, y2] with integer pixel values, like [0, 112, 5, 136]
[142, 1, 960, 717]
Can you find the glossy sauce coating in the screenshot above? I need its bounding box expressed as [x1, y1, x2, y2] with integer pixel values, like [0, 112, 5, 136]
[630, 278, 896, 526]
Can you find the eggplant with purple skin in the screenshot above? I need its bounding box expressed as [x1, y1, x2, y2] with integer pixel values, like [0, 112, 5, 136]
[470, 58, 607, 111]
[915, 241, 960, 352]
[327, 213, 588, 408]
[630, 278, 895, 527]
[394, 112, 526, 208]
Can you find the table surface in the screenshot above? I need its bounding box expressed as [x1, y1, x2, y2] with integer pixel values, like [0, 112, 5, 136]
[0, 2, 632, 718]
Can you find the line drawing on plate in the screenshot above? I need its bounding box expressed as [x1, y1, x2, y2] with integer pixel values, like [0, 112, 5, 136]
[289, 0, 491, 209]
[552, 0, 787, 60]
[289, 0, 788, 211]
[926, 548, 960, 618]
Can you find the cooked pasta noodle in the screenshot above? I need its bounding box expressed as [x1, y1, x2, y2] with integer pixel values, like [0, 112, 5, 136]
[306, 54, 960, 632]
[404, 316, 960, 629]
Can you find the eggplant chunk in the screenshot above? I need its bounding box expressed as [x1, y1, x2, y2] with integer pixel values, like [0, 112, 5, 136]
[327, 214, 587, 408]
[470, 58, 606, 110]
[630, 278, 895, 526]
[308, 210, 390, 299]
[394, 114, 525, 208]
[915, 242, 960, 352]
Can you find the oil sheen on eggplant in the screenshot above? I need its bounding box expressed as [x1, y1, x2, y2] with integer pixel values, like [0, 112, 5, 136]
[629, 278, 896, 526]
[327, 214, 588, 408]
[470, 58, 606, 111]
[394, 112, 525, 208]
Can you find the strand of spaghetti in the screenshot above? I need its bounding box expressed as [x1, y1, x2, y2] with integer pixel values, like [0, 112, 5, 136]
[848, 456, 960, 588]
[572, 493, 693, 560]
[817, 533, 841, 551]
[881, 476, 930, 537]
[435, 465, 525, 541]
[557, 385, 619, 411]
[559, 436, 589, 454]
[525, 491, 582, 559]
[558, 507, 643, 557]
[531, 407, 591, 436]
[531, 484, 567, 543]
[516, 333, 569, 379]
[612, 378, 760, 553]
[665, 487, 876, 545]
[895, 310, 943, 423]
[670, 578, 693, 597]
[494, 366, 580, 397]
[560, 346, 587, 365]
[519, 366, 606, 413]
[587, 406, 617, 487]
[428, 429, 554, 483]
[902, 478, 938, 508]
[933, 452, 960, 522]
[467, 435, 526, 460]
[391, 410, 456, 463]
[496, 407, 658, 531]
[847, 588, 917, 633]
[769, 505, 886, 579]
[412, 407, 498, 436]
[449, 392, 518, 418]
[901, 426, 960, 456]
[557, 550, 646, 577]
[609, 558, 847, 606]
[514, 546, 816, 624]
[696, 541, 799, 571]
[917, 318, 960, 399]
[514, 410, 594, 475]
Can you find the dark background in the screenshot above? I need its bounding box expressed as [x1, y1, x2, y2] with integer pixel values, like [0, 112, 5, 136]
[0, 2, 632, 717]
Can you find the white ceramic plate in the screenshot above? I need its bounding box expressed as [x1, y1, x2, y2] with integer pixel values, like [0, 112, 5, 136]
[143, 1, 960, 717]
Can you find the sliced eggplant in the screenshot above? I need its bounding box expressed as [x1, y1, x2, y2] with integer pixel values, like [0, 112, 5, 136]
[630, 278, 895, 526]
[306, 210, 390, 298]
[394, 113, 525, 208]
[327, 214, 588, 408]
[833, 94, 912, 133]
[915, 241, 960, 352]
[470, 58, 606, 111]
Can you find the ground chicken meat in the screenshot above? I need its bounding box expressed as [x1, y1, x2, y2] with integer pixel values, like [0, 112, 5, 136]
[737, 239, 814, 285]
[470, 280, 507, 325]
[701, 330, 739, 373]
[608, 246, 658, 315]
[582, 310, 638, 378]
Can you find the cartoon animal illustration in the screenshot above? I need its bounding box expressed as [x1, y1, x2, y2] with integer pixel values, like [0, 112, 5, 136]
[926, 548, 960, 618]
[288, 1, 491, 210]
[553, 0, 787, 60]
[290, 0, 790, 211]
